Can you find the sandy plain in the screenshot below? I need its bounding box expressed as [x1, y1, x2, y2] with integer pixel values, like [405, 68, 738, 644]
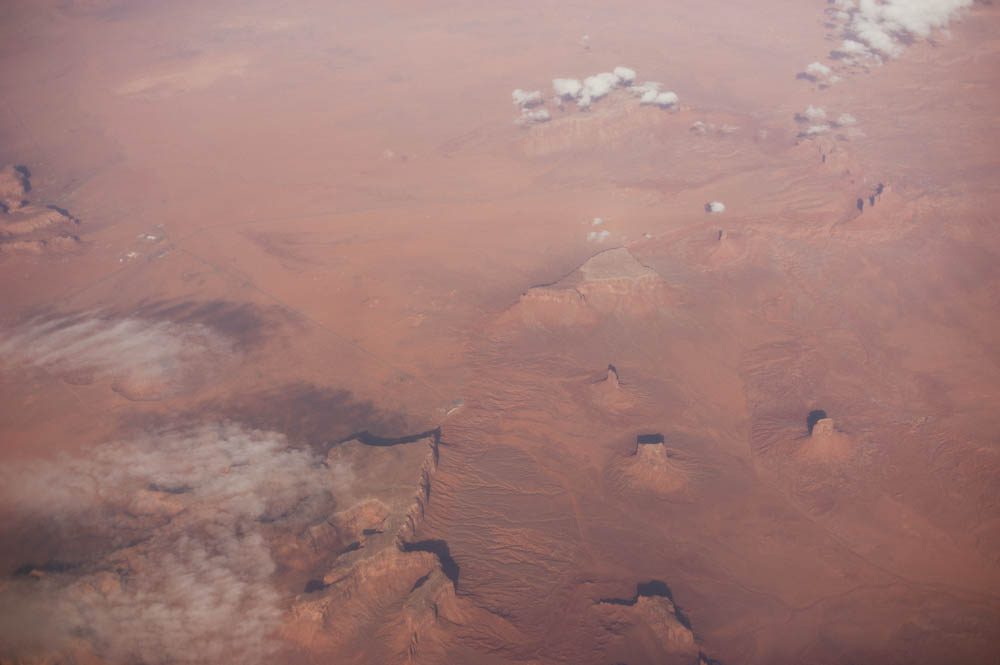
[1, 1, 999, 663]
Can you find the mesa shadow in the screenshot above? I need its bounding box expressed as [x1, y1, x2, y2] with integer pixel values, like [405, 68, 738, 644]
[303, 578, 328, 593]
[340, 428, 440, 447]
[807, 409, 828, 435]
[46, 204, 79, 223]
[215, 383, 410, 455]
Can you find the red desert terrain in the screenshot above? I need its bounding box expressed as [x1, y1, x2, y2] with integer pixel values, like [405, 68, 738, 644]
[1, 1, 999, 663]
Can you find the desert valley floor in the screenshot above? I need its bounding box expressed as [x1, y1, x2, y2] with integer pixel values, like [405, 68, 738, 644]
[1, 1, 1000, 664]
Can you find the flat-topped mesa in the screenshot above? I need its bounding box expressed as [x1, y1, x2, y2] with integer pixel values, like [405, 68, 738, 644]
[635, 436, 670, 467]
[608, 432, 698, 495]
[517, 248, 672, 325]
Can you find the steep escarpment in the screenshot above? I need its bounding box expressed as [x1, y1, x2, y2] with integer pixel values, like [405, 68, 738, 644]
[0, 424, 464, 665]
[284, 431, 474, 664]
[0, 166, 80, 254]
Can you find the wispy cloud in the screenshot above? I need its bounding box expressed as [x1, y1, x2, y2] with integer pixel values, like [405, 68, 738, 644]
[0, 423, 334, 664]
[0, 313, 234, 399]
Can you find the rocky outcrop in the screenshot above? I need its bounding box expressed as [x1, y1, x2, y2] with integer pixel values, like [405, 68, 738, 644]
[0, 166, 80, 255]
[285, 432, 458, 662]
[595, 581, 702, 664]
[0, 165, 29, 211]
[801, 416, 852, 462]
[616, 438, 692, 494]
[606, 433, 715, 498]
[511, 248, 672, 327]
[587, 363, 637, 411]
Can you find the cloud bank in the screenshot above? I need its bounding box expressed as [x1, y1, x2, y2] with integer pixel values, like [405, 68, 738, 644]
[513, 66, 677, 123]
[829, 0, 974, 60]
[0, 423, 334, 664]
[793, 105, 860, 137]
[550, 67, 679, 112]
[0, 313, 233, 399]
[512, 89, 543, 108]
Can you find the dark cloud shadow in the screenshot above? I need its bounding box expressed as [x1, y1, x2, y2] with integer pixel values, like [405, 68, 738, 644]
[121, 382, 416, 457]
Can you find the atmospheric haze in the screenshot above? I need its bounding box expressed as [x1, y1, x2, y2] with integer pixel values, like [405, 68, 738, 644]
[1, 1, 999, 664]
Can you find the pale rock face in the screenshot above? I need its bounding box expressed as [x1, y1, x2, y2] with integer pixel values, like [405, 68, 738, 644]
[802, 417, 852, 462]
[512, 248, 673, 327]
[811, 417, 835, 437]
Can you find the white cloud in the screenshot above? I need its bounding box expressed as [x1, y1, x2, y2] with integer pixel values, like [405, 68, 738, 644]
[806, 61, 832, 77]
[804, 105, 827, 121]
[512, 89, 543, 108]
[831, 0, 973, 60]
[587, 229, 611, 242]
[591, 217, 604, 226]
[542, 70, 676, 114]
[613, 66, 637, 85]
[838, 39, 871, 56]
[553, 78, 583, 100]
[583, 72, 618, 101]
[649, 91, 679, 108]
[630, 81, 661, 99]
[0, 423, 334, 664]
[853, 16, 904, 57]
[705, 201, 725, 214]
[629, 81, 678, 108]
[803, 124, 831, 135]
[836, 112, 858, 126]
[639, 89, 658, 105]
[515, 108, 551, 125]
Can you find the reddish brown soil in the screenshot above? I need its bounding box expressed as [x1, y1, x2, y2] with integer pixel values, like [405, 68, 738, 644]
[1, 1, 999, 664]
